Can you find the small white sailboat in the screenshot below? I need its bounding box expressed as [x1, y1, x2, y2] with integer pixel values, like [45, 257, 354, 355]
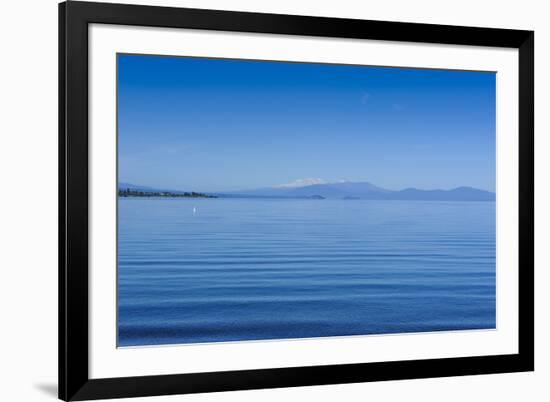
[193, 207, 197, 215]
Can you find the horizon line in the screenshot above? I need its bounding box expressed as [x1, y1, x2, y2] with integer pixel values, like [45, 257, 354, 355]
[118, 180, 496, 194]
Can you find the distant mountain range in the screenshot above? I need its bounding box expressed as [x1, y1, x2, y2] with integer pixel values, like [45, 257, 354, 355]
[119, 181, 495, 201]
[222, 181, 495, 201]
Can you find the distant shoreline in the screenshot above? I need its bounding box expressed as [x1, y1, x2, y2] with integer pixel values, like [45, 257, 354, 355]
[118, 181, 495, 202]
[118, 189, 216, 198]
[118, 193, 495, 202]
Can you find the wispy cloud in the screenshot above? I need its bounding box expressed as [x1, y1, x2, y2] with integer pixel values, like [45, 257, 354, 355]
[361, 92, 371, 104]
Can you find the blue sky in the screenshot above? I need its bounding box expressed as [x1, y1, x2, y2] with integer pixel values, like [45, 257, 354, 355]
[118, 54, 496, 192]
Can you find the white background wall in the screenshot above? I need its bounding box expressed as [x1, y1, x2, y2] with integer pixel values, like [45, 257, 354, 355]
[0, 0, 546, 401]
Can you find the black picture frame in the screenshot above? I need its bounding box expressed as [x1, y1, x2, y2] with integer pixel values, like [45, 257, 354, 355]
[59, 1, 534, 400]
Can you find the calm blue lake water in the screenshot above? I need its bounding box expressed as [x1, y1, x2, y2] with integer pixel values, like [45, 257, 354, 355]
[118, 198, 495, 347]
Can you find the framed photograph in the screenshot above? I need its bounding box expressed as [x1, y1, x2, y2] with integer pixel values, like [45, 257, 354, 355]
[59, 1, 534, 400]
